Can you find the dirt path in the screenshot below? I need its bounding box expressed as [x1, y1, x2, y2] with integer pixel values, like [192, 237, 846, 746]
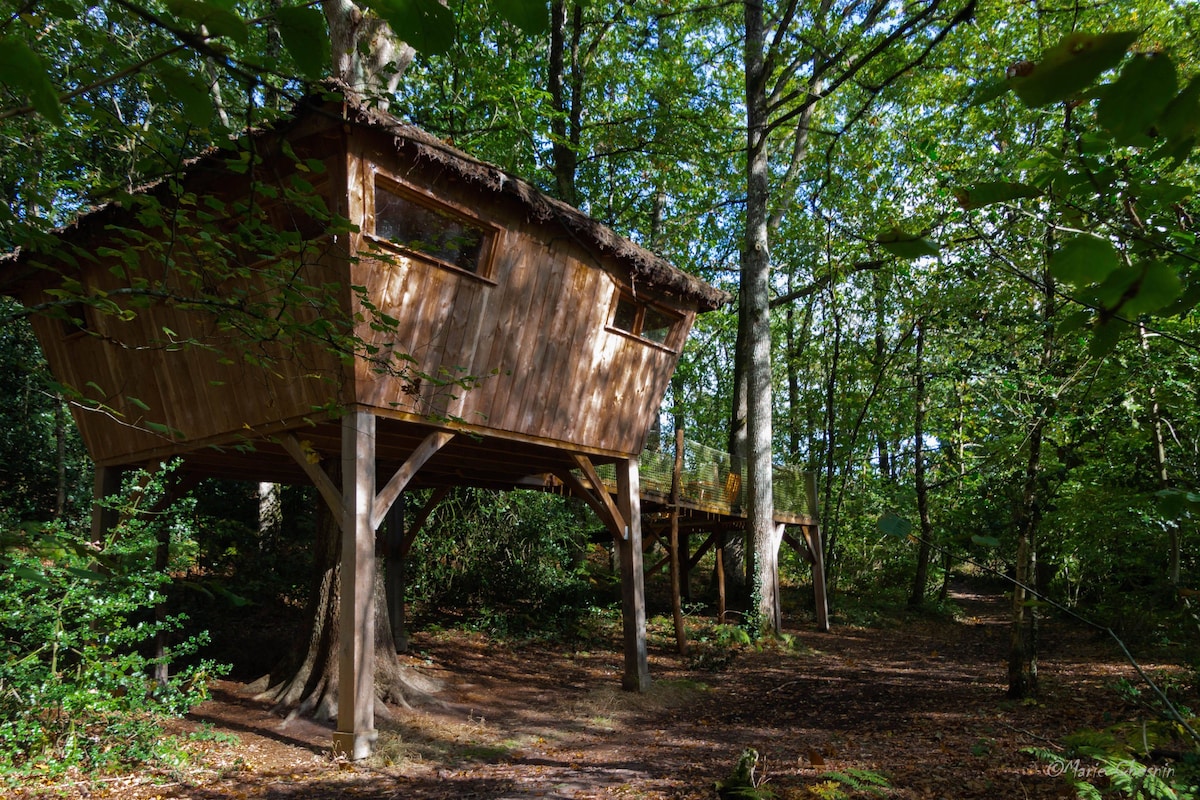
[19, 582, 1185, 798]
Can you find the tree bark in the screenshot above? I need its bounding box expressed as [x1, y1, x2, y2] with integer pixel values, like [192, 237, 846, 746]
[743, 0, 780, 635]
[909, 317, 933, 607]
[1139, 322, 1180, 586]
[1009, 238, 1056, 699]
[254, 465, 438, 720]
[549, 0, 583, 205]
[324, 0, 414, 109]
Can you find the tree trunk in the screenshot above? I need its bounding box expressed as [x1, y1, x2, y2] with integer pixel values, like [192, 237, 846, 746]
[909, 317, 933, 607]
[549, 0, 583, 205]
[743, 0, 780, 635]
[254, 468, 438, 719]
[1009, 241, 1056, 699]
[873, 271, 893, 482]
[324, 0, 414, 108]
[53, 394, 67, 520]
[1139, 322, 1180, 586]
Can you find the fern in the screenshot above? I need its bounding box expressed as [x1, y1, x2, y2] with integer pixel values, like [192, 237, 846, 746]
[1025, 746, 1196, 800]
[823, 768, 890, 797]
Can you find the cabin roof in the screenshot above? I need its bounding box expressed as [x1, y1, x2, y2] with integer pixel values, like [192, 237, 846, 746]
[329, 95, 729, 311]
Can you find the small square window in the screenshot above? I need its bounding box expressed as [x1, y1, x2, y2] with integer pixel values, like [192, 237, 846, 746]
[375, 184, 487, 273]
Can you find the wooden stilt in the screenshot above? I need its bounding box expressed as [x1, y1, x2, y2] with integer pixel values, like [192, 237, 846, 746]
[803, 524, 830, 632]
[716, 539, 727, 625]
[669, 428, 688, 656]
[772, 522, 785, 633]
[334, 410, 377, 760]
[616, 457, 650, 691]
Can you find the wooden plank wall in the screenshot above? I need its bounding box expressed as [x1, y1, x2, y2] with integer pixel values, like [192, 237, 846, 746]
[349, 130, 695, 457]
[27, 118, 698, 468]
[27, 146, 352, 466]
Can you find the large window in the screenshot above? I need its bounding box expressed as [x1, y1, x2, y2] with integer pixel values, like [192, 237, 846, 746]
[610, 293, 681, 347]
[374, 182, 492, 275]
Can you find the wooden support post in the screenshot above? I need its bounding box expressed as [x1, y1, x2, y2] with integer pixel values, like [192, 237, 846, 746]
[772, 522, 785, 633]
[616, 457, 650, 691]
[334, 410, 377, 760]
[803, 524, 830, 632]
[716, 540, 727, 625]
[805, 472, 830, 632]
[669, 428, 687, 655]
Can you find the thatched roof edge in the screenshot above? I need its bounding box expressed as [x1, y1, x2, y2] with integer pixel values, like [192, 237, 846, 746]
[331, 95, 730, 312]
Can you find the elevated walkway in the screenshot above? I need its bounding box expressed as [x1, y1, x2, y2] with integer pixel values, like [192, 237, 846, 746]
[588, 436, 829, 632]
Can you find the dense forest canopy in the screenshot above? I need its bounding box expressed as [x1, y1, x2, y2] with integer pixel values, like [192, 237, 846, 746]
[1, 0, 1200, 784]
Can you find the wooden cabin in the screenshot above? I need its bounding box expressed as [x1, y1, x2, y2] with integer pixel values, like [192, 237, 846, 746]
[2, 90, 729, 758]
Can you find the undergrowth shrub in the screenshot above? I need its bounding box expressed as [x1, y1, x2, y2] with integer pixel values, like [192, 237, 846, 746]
[0, 475, 225, 782]
[409, 488, 598, 637]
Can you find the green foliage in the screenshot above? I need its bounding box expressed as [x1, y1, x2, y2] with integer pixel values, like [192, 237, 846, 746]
[408, 489, 597, 638]
[0, 496, 226, 779]
[1026, 744, 1197, 800]
[807, 768, 890, 799]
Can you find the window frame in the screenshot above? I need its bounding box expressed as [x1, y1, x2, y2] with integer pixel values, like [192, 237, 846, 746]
[367, 175, 499, 282]
[607, 291, 684, 352]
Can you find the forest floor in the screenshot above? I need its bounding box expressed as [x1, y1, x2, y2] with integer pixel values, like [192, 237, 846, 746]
[16, 579, 1196, 799]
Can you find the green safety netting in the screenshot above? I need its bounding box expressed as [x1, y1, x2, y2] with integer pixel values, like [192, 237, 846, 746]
[593, 439, 815, 519]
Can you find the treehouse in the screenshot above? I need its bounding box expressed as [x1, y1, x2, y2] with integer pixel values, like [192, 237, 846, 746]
[2, 89, 729, 758]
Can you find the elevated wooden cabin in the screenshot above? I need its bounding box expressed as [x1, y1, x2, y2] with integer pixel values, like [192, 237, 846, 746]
[3, 90, 728, 758]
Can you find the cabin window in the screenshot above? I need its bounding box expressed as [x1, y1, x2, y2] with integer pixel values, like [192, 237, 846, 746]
[374, 183, 490, 275]
[611, 294, 681, 347]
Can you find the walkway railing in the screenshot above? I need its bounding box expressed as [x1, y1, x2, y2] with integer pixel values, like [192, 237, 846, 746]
[597, 438, 817, 521]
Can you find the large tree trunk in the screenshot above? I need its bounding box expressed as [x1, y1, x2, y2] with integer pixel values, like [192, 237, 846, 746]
[1140, 322, 1180, 586]
[549, 0, 583, 205]
[743, 0, 781, 635]
[253, 472, 439, 720]
[324, 0, 414, 108]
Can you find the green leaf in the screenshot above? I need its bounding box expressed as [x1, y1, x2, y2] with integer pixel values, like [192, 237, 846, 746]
[1158, 74, 1200, 140]
[163, 0, 248, 43]
[0, 36, 63, 125]
[1090, 264, 1140, 308]
[1008, 31, 1139, 108]
[1154, 74, 1200, 162]
[1159, 278, 1200, 317]
[276, 5, 330, 81]
[126, 395, 151, 412]
[953, 181, 1042, 210]
[65, 566, 107, 582]
[1120, 260, 1183, 316]
[1049, 234, 1121, 285]
[367, 0, 456, 55]
[970, 535, 1000, 548]
[493, 0, 549, 35]
[154, 64, 212, 128]
[877, 511, 912, 539]
[968, 76, 1010, 106]
[1088, 320, 1123, 356]
[1097, 52, 1177, 144]
[1056, 309, 1093, 335]
[13, 565, 49, 586]
[876, 227, 939, 259]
